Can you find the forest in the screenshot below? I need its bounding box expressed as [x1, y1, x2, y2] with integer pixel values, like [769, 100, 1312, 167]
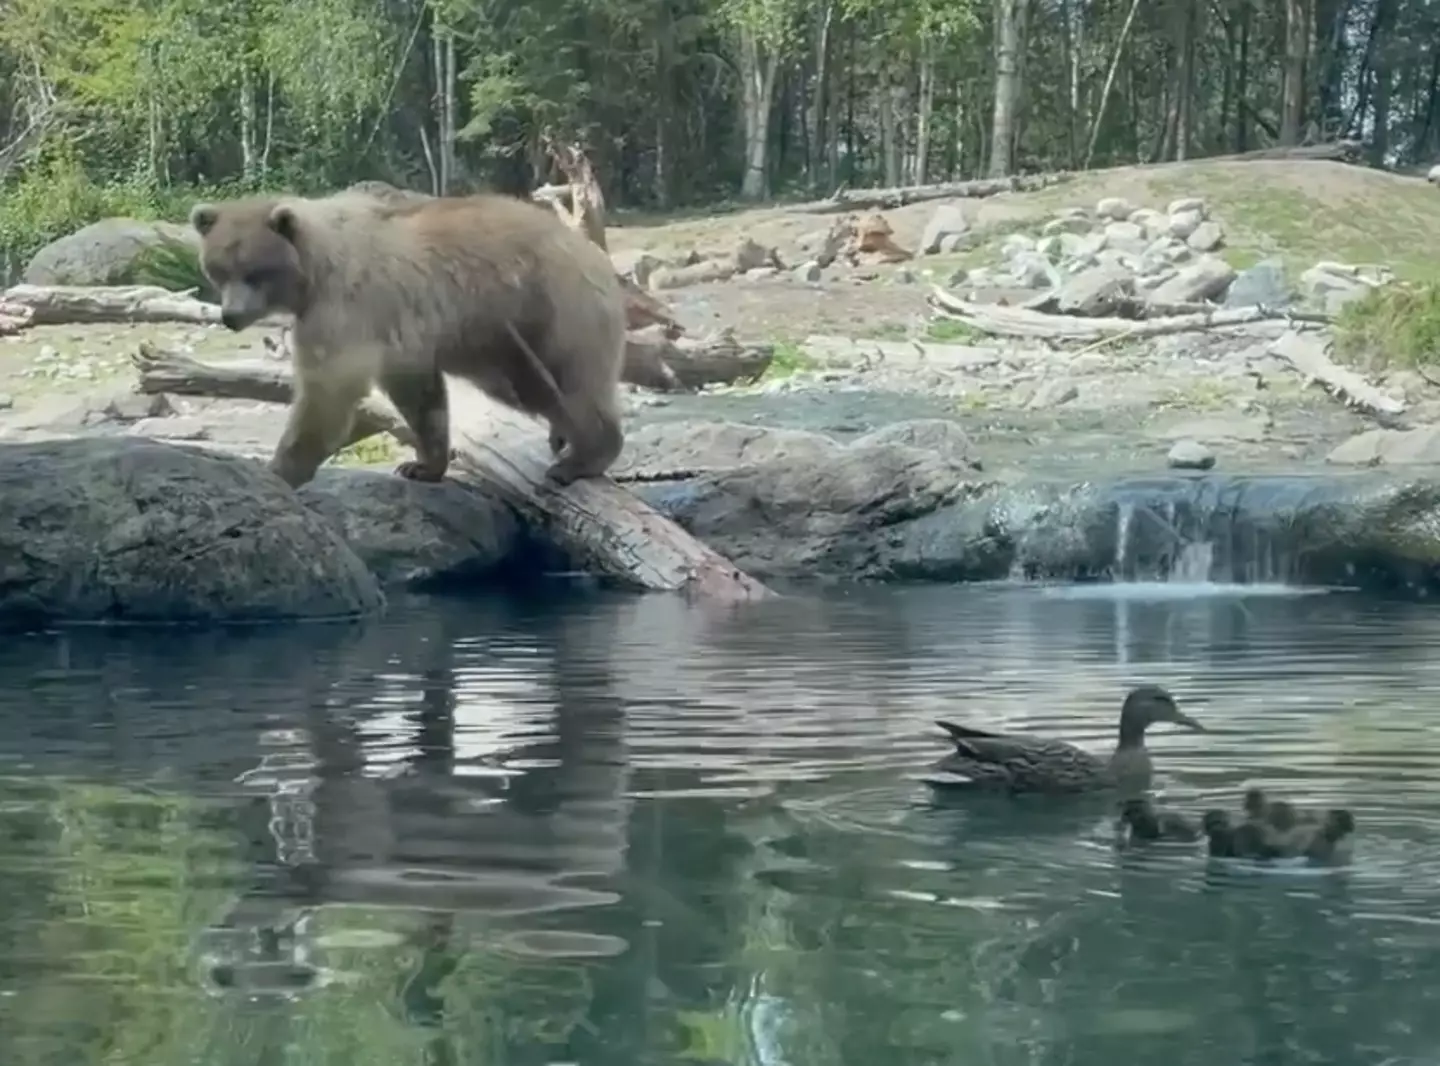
[0, 0, 1435, 270]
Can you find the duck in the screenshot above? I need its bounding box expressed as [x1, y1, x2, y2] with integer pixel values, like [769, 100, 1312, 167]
[1118, 795, 1200, 845]
[923, 684, 1206, 795]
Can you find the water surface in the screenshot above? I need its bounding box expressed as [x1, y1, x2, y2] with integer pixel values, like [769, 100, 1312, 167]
[2, 583, 1439, 1066]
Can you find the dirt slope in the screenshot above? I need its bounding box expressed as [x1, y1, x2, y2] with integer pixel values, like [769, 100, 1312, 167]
[601, 158, 1440, 343]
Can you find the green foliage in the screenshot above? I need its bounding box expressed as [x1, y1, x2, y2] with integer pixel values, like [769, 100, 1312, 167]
[1333, 284, 1440, 371]
[0, 152, 185, 277]
[758, 340, 817, 380]
[926, 318, 981, 343]
[332, 433, 404, 467]
[130, 234, 212, 298]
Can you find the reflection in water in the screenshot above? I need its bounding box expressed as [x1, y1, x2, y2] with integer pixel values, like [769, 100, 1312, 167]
[2, 585, 1440, 1064]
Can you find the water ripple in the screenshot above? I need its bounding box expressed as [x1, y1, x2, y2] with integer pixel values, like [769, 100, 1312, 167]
[2, 584, 1440, 1065]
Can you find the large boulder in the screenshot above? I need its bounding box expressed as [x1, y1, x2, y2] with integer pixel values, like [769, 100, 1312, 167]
[624, 420, 984, 579]
[22, 217, 199, 287]
[299, 468, 524, 588]
[0, 438, 384, 626]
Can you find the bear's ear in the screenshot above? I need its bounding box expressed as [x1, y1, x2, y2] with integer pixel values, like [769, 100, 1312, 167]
[190, 203, 219, 236]
[267, 203, 299, 243]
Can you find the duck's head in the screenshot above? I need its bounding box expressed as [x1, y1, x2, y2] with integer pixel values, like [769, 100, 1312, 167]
[1118, 685, 1205, 744]
[1243, 787, 1268, 820]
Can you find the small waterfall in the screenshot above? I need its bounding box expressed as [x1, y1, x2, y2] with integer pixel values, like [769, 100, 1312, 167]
[1112, 502, 1134, 581]
[1169, 540, 1215, 583]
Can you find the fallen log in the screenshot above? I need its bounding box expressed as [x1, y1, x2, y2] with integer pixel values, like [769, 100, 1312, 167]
[129, 344, 774, 600]
[1207, 140, 1364, 164]
[928, 286, 1322, 341]
[627, 326, 773, 391]
[132, 342, 410, 448]
[0, 299, 34, 335]
[1268, 328, 1406, 419]
[789, 172, 1075, 215]
[4, 284, 222, 326]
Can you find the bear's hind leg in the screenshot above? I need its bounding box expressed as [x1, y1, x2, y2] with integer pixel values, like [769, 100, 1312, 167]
[380, 366, 452, 482]
[270, 369, 373, 489]
[545, 399, 624, 484]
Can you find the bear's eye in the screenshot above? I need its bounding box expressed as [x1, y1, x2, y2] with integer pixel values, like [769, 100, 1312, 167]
[244, 268, 274, 287]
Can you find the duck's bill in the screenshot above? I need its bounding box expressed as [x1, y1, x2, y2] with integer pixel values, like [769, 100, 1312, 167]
[1173, 712, 1206, 732]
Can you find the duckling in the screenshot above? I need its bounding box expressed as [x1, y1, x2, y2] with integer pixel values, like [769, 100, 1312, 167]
[1202, 809, 1238, 857]
[1248, 789, 1325, 858]
[1210, 801, 1281, 860]
[923, 685, 1206, 795]
[1302, 809, 1356, 866]
[1118, 796, 1200, 844]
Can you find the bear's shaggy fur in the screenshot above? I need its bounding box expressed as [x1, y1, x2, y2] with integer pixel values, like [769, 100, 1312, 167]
[189, 190, 627, 489]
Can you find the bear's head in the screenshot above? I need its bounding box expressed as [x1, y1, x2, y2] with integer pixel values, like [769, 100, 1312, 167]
[190, 199, 308, 331]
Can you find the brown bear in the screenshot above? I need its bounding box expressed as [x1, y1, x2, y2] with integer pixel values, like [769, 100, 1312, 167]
[188, 190, 627, 489]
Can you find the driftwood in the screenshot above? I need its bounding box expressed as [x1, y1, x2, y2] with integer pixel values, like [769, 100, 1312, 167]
[1267, 328, 1406, 418]
[626, 326, 773, 390]
[929, 287, 1318, 340]
[790, 172, 1075, 215]
[0, 299, 34, 335]
[540, 137, 608, 251]
[801, 334, 1001, 371]
[1210, 140, 1364, 164]
[4, 284, 222, 326]
[619, 275, 685, 337]
[129, 345, 773, 601]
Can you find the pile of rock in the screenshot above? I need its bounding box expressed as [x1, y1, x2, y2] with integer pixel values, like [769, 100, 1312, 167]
[933, 195, 1393, 317]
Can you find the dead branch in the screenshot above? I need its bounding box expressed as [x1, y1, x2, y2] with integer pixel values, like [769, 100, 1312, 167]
[1267, 328, 1406, 419]
[928, 286, 1324, 340]
[789, 172, 1076, 215]
[4, 284, 222, 326]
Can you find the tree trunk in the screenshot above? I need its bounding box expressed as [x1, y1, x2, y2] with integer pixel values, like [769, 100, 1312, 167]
[1174, 0, 1196, 160]
[1083, 0, 1142, 168]
[738, 28, 779, 200]
[1235, 0, 1250, 151]
[915, 40, 935, 185]
[1281, 0, 1311, 144]
[810, 0, 835, 189]
[879, 77, 900, 186]
[239, 64, 257, 184]
[653, 31, 671, 208]
[987, 0, 1027, 177]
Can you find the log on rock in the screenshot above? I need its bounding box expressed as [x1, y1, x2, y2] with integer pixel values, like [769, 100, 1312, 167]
[625, 326, 773, 391]
[790, 172, 1074, 215]
[1268, 328, 1407, 419]
[129, 345, 773, 601]
[5, 284, 221, 326]
[928, 286, 1313, 341]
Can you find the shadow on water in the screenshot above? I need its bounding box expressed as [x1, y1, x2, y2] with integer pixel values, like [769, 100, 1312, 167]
[3, 583, 1440, 1064]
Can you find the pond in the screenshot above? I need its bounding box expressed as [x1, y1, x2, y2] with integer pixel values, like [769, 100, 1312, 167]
[2, 580, 1440, 1066]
